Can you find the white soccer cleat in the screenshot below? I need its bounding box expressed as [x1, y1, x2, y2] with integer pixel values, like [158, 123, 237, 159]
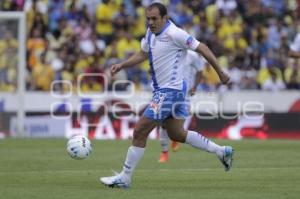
[100, 171, 131, 188]
[219, 146, 234, 172]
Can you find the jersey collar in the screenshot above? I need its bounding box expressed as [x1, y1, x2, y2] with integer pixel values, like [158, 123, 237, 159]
[155, 20, 171, 36]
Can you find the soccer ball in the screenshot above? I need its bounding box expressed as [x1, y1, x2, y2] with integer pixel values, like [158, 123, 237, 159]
[66, 135, 92, 160]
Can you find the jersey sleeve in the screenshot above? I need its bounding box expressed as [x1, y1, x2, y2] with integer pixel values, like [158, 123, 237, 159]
[171, 28, 200, 50]
[140, 37, 149, 53]
[140, 29, 150, 53]
[290, 33, 300, 52]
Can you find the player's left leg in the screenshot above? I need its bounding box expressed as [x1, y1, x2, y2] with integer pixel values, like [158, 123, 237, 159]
[171, 115, 192, 152]
[163, 118, 234, 171]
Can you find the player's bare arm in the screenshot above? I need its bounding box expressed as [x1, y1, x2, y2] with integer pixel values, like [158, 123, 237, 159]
[288, 50, 300, 58]
[195, 43, 230, 84]
[111, 50, 148, 75]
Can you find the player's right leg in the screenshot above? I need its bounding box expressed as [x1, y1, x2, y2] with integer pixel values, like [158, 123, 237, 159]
[101, 88, 179, 187]
[100, 116, 158, 188]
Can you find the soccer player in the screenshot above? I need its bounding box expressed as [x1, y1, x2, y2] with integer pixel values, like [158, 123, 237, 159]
[158, 50, 205, 163]
[289, 33, 300, 58]
[100, 2, 233, 188]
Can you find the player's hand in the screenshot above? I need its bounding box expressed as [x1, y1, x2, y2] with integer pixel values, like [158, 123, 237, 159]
[219, 71, 230, 85]
[110, 63, 123, 76]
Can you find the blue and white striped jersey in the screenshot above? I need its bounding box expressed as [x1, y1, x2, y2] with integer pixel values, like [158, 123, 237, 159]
[141, 20, 200, 91]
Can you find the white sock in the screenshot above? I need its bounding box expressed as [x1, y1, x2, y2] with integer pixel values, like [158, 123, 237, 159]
[122, 145, 145, 178]
[159, 127, 169, 152]
[185, 130, 223, 157]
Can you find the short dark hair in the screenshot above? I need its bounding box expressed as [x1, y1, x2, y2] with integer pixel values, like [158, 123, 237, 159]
[147, 2, 167, 17]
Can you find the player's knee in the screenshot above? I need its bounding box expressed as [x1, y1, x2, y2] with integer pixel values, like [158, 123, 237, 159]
[132, 128, 147, 142]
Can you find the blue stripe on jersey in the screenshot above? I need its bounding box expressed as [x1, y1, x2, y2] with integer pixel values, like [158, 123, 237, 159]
[170, 50, 182, 85]
[147, 32, 159, 90]
[182, 80, 187, 95]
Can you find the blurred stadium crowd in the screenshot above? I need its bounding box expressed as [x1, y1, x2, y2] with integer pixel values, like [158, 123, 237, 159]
[0, 0, 300, 92]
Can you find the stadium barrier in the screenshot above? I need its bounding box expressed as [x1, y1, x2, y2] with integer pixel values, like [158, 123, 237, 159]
[0, 91, 300, 139]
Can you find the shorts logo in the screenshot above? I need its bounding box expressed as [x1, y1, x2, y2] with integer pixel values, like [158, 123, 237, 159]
[149, 101, 159, 113]
[186, 36, 193, 47]
[150, 93, 166, 114]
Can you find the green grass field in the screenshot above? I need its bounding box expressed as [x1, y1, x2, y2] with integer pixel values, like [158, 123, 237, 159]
[0, 139, 300, 199]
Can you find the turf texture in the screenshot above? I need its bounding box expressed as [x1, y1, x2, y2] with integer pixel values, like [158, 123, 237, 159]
[0, 139, 299, 199]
